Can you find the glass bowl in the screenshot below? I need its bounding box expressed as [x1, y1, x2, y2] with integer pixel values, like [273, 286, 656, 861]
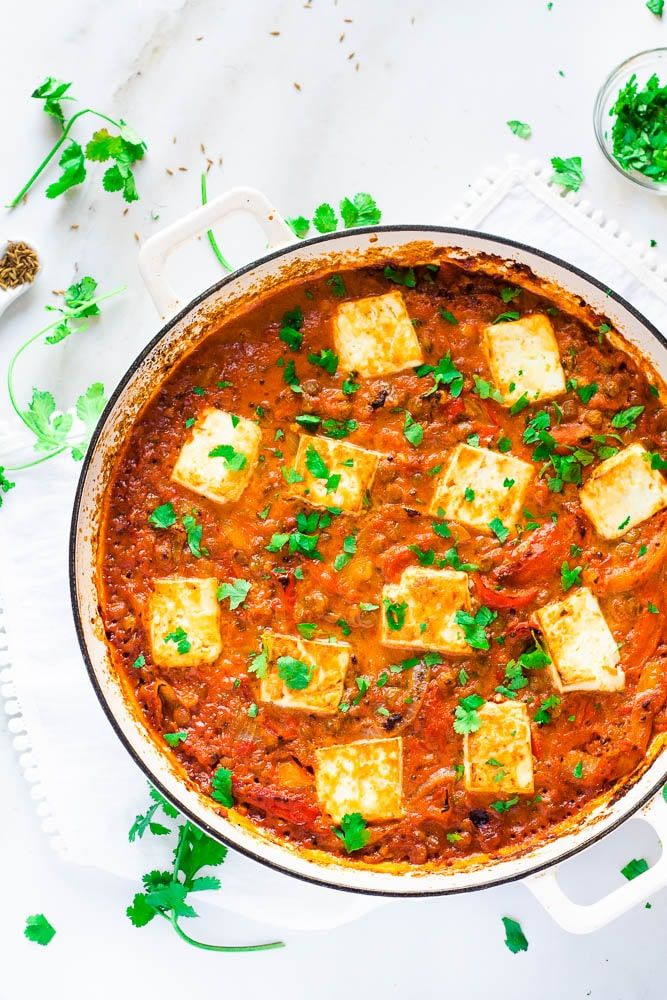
[594, 47, 667, 194]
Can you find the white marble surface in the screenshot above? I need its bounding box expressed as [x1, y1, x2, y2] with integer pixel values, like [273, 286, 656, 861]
[2, 1, 667, 997]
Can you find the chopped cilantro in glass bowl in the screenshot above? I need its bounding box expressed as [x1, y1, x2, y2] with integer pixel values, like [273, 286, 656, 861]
[594, 47, 667, 193]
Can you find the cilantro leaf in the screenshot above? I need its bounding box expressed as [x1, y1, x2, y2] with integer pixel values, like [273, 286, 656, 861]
[339, 193, 381, 227]
[534, 694, 561, 725]
[334, 812, 370, 852]
[45, 140, 86, 198]
[182, 513, 207, 558]
[277, 655, 314, 689]
[287, 216, 310, 239]
[621, 857, 649, 880]
[560, 560, 582, 591]
[502, 916, 528, 953]
[312, 203, 338, 233]
[164, 731, 188, 747]
[21, 389, 72, 452]
[326, 274, 347, 297]
[415, 354, 464, 398]
[211, 767, 234, 807]
[208, 443, 247, 470]
[126, 893, 157, 928]
[455, 606, 497, 650]
[308, 347, 338, 374]
[507, 120, 532, 139]
[384, 265, 416, 288]
[473, 374, 503, 403]
[71, 382, 107, 459]
[334, 533, 357, 571]
[0, 467, 16, 509]
[611, 405, 644, 430]
[551, 155, 584, 192]
[149, 502, 177, 529]
[403, 410, 424, 446]
[217, 578, 251, 610]
[647, 0, 664, 14]
[492, 310, 520, 324]
[384, 599, 408, 631]
[31, 76, 74, 125]
[453, 693, 485, 734]
[164, 627, 191, 655]
[489, 517, 510, 543]
[24, 914, 56, 946]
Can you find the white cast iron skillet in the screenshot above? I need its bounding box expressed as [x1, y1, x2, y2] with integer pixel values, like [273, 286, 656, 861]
[70, 187, 667, 933]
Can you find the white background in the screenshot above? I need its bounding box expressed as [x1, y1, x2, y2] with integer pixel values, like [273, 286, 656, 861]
[2, 1, 667, 997]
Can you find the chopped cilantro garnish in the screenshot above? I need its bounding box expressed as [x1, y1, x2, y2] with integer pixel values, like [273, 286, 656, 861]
[502, 917, 528, 954]
[24, 914, 56, 946]
[334, 534, 357, 571]
[489, 517, 510, 543]
[492, 310, 520, 324]
[551, 155, 584, 191]
[217, 578, 251, 610]
[164, 731, 188, 747]
[507, 120, 531, 140]
[453, 693, 485, 734]
[534, 694, 561, 725]
[164, 627, 191, 655]
[455, 606, 497, 650]
[403, 410, 424, 446]
[149, 501, 176, 529]
[621, 857, 649, 881]
[384, 265, 416, 288]
[208, 443, 247, 470]
[334, 812, 370, 853]
[560, 560, 582, 592]
[439, 306, 458, 324]
[277, 655, 314, 690]
[384, 599, 408, 631]
[308, 347, 338, 375]
[611, 405, 644, 430]
[415, 354, 464, 398]
[211, 766, 234, 806]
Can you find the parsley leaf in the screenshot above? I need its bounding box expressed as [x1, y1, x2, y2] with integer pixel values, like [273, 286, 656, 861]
[507, 120, 531, 139]
[24, 914, 56, 946]
[334, 812, 370, 852]
[551, 155, 584, 192]
[217, 578, 251, 610]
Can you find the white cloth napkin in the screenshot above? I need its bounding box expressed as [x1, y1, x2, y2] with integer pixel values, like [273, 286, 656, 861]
[2, 158, 666, 929]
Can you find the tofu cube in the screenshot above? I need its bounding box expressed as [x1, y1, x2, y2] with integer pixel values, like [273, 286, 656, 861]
[333, 290, 423, 378]
[380, 565, 471, 654]
[534, 587, 623, 692]
[286, 434, 381, 514]
[259, 632, 350, 715]
[464, 701, 534, 795]
[148, 577, 221, 668]
[580, 443, 667, 540]
[429, 443, 534, 535]
[171, 407, 261, 504]
[483, 313, 566, 406]
[315, 737, 404, 823]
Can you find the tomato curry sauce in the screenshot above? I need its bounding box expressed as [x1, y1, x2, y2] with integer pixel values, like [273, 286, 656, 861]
[100, 260, 667, 867]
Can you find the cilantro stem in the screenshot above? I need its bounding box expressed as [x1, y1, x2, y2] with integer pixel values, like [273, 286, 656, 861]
[168, 913, 285, 953]
[8, 108, 124, 207]
[165, 821, 283, 952]
[3, 446, 68, 471]
[6, 285, 125, 433]
[200, 173, 233, 272]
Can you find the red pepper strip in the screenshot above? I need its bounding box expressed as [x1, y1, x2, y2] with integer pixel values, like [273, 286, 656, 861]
[619, 600, 663, 680]
[474, 573, 538, 609]
[236, 784, 321, 828]
[492, 518, 572, 586]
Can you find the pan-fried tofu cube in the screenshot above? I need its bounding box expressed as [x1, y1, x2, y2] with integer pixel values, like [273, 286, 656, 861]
[286, 434, 381, 513]
[464, 701, 534, 795]
[333, 290, 423, 377]
[380, 565, 471, 654]
[259, 632, 350, 714]
[315, 737, 403, 823]
[429, 443, 534, 535]
[580, 443, 667, 540]
[171, 407, 261, 504]
[149, 577, 221, 668]
[534, 587, 623, 692]
[483, 313, 566, 406]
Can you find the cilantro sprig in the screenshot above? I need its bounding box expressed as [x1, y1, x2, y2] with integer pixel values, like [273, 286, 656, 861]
[9, 77, 147, 207]
[127, 784, 283, 952]
[1, 277, 122, 508]
[334, 812, 370, 852]
[287, 193, 381, 238]
[24, 914, 56, 946]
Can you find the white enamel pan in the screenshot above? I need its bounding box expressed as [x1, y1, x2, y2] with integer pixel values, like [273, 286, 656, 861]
[70, 187, 667, 933]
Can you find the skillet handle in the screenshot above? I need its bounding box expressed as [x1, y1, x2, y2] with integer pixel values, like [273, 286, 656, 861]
[526, 792, 667, 933]
[138, 186, 294, 320]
